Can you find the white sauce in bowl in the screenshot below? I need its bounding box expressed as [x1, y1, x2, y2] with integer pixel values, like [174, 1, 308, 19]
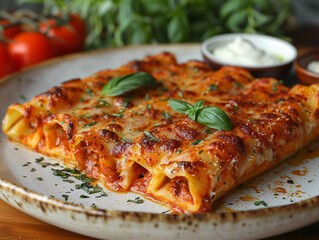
[213, 37, 281, 66]
[307, 61, 319, 74]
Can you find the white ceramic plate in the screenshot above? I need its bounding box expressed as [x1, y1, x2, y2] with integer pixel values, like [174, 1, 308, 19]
[0, 44, 318, 240]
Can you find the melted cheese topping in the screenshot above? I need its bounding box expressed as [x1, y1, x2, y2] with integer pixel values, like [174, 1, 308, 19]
[3, 52, 319, 213]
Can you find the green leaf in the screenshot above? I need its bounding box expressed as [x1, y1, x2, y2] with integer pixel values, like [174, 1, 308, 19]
[101, 72, 157, 96]
[167, 8, 189, 43]
[193, 100, 205, 111]
[226, 9, 248, 32]
[220, 0, 249, 18]
[197, 107, 232, 131]
[168, 99, 193, 114]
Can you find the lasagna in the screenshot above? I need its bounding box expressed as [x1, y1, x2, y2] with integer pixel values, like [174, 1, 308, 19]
[2, 52, 319, 213]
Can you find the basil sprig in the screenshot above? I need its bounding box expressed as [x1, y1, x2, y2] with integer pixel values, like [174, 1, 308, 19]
[101, 72, 157, 96]
[168, 99, 232, 131]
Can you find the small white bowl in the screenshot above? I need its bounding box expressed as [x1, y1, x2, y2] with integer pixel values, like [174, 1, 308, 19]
[201, 33, 297, 78]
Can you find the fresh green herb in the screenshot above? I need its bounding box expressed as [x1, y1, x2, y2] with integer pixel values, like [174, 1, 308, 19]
[123, 93, 133, 108]
[30, 1, 290, 49]
[199, 150, 204, 154]
[287, 179, 294, 184]
[271, 86, 277, 91]
[76, 182, 102, 194]
[62, 194, 69, 201]
[159, 98, 170, 101]
[82, 121, 97, 128]
[127, 197, 144, 204]
[254, 200, 267, 207]
[274, 193, 279, 196]
[122, 138, 133, 142]
[248, 118, 257, 122]
[79, 98, 85, 102]
[308, 180, 313, 183]
[178, 91, 184, 98]
[107, 113, 124, 118]
[205, 129, 212, 134]
[36, 177, 44, 181]
[161, 112, 171, 119]
[234, 106, 239, 111]
[80, 114, 92, 119]
[61, 120, 65, 125]
[192, 138, 203, 146]
[63, 179, 75, 183]
[94, 99, 110, 108]
[101, 72, 157, 96]
[80, 195, 90, 199]
[177, 150, 182, 154]
[209, 84, 218, 91]
[144, 93, 151, 101]
[30, 168, 36, 172]
[168, 99, 232, 130]
[161, 209, 171, 214]
[85, 88, 94, 96]
[35, 157, 51, 168]
[168, 70, 176, 76]
[144, 131, 160, 142]
[19, 94, 27, 100]
[161, 86, 168, 92]
[234, 81, 244, 89]
[146, 104, 151, 109]
[91, 203, 97, 208]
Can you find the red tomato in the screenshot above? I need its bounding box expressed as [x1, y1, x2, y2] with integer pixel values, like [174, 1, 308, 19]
[0, 19, 21, 39]
[0, 43, 13, 78]
[40, 14, 86, 55]
[8, 32, 55, 70]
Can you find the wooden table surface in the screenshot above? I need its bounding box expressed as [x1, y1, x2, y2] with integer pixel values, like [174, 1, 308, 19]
[1, 27, 319, 240]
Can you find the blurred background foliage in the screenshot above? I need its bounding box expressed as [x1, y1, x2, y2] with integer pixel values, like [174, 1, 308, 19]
[17, 0, 292, 49]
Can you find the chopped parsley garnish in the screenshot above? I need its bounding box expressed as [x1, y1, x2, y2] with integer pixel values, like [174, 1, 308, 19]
[146, 104, 151, 109]
[254, 200, 267, 207]
[199, 150, 204, 154]
[144, 131, 160, 142]
[61, 120, 65, 125]
[123, 93, 133, 108]
[271, 86, 277, 91]
[94, 99, 110, 108]
[80, 114, 92, 119]
[35, 157, 51, 168]
[178, 91, 184, 98]
[177, 150, 182, 154]
[127, 197, 144, 204]
[80, 195, 90, 199]
[161, 209, 171, 214]
[144, 93, 151, 100]
[209, 84, 218, 91]
[76, 182, 102, 194]
[234, 81, 244, 89]
[107, 113, 124, 118]
[287, 179, 294, 184]
[63, 179, 75, 183]
[85, 88, 94, 96]
[161, 86, 168, 92]
[79, 98, 85, 102]
[62, 194, 69, 201]
[82, 121, 97, 128]
[234, 106, 239, 111]
[30, 168, 36, 172]
[248, 118, 257, 122]
[191, 138, 203, 146]
[161, 112, 171, 119]
[204, 128, 212, 134]
[122, 138, 133, 142]
[36, 177, 43, 181]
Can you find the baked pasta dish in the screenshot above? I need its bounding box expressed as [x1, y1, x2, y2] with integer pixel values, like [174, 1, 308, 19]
[2, 52, 319, 213]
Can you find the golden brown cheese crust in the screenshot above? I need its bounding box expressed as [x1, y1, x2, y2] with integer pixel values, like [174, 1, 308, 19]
[2, 52, 319, 213]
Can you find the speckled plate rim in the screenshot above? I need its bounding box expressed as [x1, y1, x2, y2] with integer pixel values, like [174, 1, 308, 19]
[0, 44, 319, 238]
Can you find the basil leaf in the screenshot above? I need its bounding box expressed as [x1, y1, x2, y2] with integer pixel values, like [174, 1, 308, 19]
[197, 107, 232, 131]
[168, 99, 193, 114]
[101, 72, 157, 96]
[193, 100, 205, 111]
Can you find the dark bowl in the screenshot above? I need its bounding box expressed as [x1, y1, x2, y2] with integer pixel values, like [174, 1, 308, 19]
[294, 50, 319, 85]
[201, 33, 297, 79]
